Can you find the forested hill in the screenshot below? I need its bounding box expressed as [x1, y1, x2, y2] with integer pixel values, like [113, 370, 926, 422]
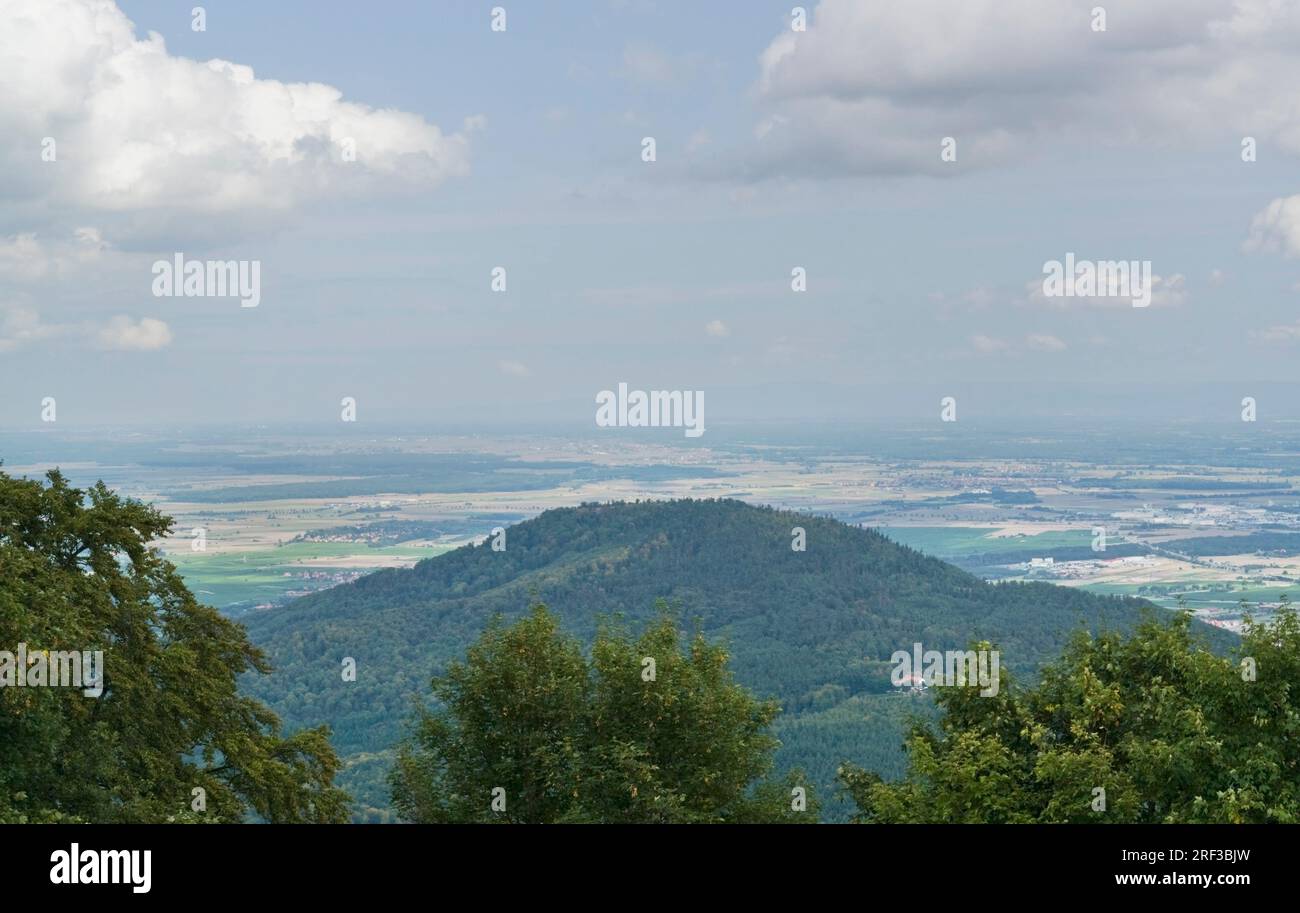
[241, 498, 1226, 820]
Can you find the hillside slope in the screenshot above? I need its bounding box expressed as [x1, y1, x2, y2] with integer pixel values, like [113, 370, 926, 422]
[241, 499, 1224, 820]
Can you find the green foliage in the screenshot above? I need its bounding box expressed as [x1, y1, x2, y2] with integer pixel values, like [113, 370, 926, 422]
[0, 469, 350, 823]
[244, 499, 1229, 820]
[842, 609, 1300, 823]
[391, 603, 816, 823]
[390, 605, 587, 824]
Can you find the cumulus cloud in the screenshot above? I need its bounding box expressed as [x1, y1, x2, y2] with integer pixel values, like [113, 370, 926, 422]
[735, 0, 1300, 179]
[1245, 195, 1300, 257]
[0, 229, 111, 281]
[0, 304, 68, 352]
[0, 301, 168, 352]
[0, 0, 476, 213]
[95, 315, 172, 351]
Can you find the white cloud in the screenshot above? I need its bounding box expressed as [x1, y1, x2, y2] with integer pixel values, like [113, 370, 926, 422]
[497, 360, 531, 377]
[0, 304, 68, 352]
[0, 0, 475, 213]
[705, 319, 729, 337]
[971, 334, 1008, 354]
[739, 0, 1300, 179]
[1245, 194, 1300, 257]
[0, 301, 168, 352]
[95, 315, 172, 351]
[0, 229, 110, 281]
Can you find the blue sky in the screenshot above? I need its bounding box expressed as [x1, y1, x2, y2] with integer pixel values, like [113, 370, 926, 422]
[4, 0, 1300, 427]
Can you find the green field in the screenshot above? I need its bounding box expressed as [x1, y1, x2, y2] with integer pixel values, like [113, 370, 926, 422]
[167, 541, 449, 613]
[1080, 581, 1295, 611]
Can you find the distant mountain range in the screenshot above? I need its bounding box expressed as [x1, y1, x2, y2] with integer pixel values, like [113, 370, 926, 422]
[241, 498, 1229, 820]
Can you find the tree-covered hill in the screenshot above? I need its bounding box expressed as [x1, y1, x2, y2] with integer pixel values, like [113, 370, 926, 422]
[240, 498, 1230, 820]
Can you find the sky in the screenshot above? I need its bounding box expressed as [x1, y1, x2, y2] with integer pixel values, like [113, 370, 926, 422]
[3, 0, 1300, 428]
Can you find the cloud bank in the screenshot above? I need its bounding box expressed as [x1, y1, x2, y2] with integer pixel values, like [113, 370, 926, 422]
[0, 0, 476, 213]
[738, 0, 1300, 179]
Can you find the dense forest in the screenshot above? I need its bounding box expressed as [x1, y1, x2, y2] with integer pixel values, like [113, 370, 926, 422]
[241, 498, 1230, 820]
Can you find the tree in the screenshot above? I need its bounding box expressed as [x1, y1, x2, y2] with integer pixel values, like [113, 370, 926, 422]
[390, 603, 816, 823]
[389, 604, 588, 824]
[841, 609, 1300, 823]
[0, 469, 350, 823]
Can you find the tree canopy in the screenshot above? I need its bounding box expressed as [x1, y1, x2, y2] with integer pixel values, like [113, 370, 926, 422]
[390, 603, 815, 823]
[0, 469, 349, 823]
[841, 608, 1300, 823]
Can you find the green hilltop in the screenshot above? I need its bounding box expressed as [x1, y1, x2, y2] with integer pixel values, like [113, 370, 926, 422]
[241, 498, 1229, 820]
